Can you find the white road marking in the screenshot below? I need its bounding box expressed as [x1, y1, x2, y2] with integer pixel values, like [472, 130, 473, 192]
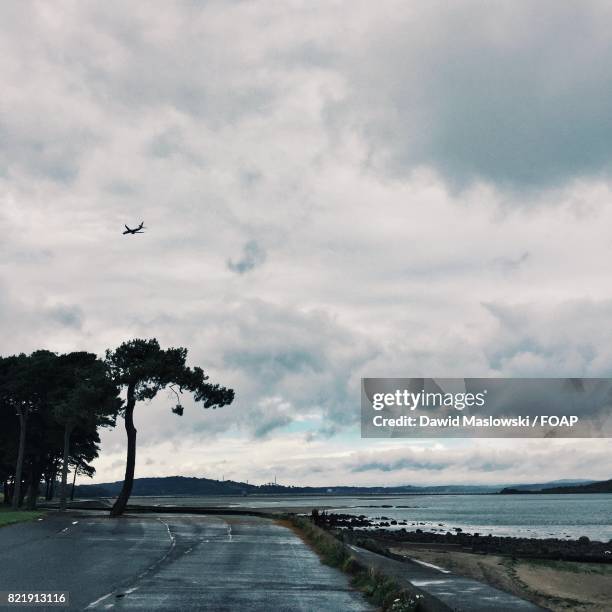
[85, 519, 176, 609]
[85, 592, 114, 609]
[348, 543, 451, 575]
[408, 558, 452, 573]
[412, 579, 451, 586]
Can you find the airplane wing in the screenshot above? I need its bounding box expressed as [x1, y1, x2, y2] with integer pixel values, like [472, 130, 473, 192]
[125, 225, 131, 231]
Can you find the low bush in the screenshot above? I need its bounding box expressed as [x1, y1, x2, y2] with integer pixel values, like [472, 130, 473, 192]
[283, 514, 424, 611]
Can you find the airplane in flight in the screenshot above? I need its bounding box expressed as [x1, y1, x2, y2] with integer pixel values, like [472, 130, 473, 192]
[123, 222, 145, 235]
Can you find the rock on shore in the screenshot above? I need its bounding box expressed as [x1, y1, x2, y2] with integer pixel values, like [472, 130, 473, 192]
[310, 510, 612, 563]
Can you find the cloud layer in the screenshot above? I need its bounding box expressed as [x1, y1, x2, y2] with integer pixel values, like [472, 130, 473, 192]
[2, 2, 612, 485]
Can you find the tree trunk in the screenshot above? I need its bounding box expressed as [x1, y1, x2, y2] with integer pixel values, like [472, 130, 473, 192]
[26, 460, 40, 510]
[48, 468, 56, 500]
[59, 425, 72, 510]
[12, 412, 27, 510]
[110, 384, 137, 517]
[18, 481, 27, 506]
[70, 464, 77, 501]
[47, 463, 58, 500]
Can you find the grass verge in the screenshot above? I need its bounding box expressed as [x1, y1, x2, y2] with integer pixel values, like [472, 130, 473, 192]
[280, 515, 425, 611]
[0, 507, 45, 528]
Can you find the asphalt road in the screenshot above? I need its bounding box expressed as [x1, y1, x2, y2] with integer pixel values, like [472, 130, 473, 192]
[347, 544, 544, 611]
[0, 512, 373, 611]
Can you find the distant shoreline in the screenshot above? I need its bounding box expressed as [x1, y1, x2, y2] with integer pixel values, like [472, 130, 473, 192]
[75, 474, 608, 498]
[500, 478, 612, 495]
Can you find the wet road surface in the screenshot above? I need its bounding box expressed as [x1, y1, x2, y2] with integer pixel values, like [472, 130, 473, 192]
[0, 513, 373, 611]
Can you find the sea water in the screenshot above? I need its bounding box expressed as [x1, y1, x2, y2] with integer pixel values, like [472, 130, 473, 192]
[128, 493, 612, 542]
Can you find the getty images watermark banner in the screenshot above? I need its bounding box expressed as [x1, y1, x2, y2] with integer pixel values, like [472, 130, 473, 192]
[361, 378, 612, 438]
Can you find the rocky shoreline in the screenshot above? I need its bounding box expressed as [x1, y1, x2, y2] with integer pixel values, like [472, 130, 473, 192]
[312, 510, 612, 563]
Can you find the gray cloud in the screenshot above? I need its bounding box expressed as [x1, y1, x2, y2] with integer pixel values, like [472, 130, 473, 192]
[332, 1, 612, 191]
[227, 240, 267, 274]
[348, 445, 568, 478]
[226, 348, 322, 376]
[0, 119, 93, 184]
[46, 304, 84, 329]
[211, 300, 375, 431]
[483, 300, 612, 375]
[253, 416, 292, 439]
[492, 251, 529, 275]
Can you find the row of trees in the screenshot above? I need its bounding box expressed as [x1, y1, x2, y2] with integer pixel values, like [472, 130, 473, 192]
[0, 338, 234, 516]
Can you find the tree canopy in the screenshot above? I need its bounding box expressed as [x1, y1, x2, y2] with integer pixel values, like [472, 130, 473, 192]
[105, 338, 234, 516]
[0, 350, 120, 509]
[1, 339, 232, 516]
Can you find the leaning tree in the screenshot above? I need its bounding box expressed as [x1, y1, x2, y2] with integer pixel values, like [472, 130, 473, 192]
[105, 338, 234, 517]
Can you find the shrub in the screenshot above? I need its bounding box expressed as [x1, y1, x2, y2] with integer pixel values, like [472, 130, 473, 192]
[284, 514, 425, 611]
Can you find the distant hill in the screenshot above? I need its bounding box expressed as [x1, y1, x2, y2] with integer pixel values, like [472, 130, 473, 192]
[500, 479, 597, 492]
[500, 478, 612, 495]
[75, 476, 600, 498]
[77, 476, 263, 498]
[75, 476, 504, 498]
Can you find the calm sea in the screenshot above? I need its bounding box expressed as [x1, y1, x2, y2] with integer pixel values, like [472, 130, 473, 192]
[128, 493, 612, 542]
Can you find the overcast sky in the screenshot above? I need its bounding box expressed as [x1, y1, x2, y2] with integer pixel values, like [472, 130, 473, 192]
[2, 1, 612, 487]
